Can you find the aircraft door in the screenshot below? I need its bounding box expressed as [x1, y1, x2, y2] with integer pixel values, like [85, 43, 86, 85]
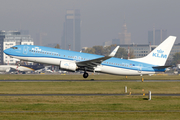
[23, 46, 29, 55]
[138, 64, 142, 73]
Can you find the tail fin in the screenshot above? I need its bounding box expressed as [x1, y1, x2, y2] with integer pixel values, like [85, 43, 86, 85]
[131, 36, 176, 66]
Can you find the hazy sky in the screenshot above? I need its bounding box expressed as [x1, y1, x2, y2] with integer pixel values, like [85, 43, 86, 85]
[0, 0, 180, 47]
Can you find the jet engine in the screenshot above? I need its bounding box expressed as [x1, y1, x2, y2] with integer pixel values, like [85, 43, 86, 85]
[60, 61, 77, 71]
[6, 68, 11, 72]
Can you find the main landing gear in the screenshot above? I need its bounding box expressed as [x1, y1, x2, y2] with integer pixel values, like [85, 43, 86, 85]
[17, 63, 21, 67]
[83, 72, 89, 78]
[17, 61, 21, 67]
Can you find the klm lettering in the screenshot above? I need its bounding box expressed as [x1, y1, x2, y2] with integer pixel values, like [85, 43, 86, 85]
[152, 53, 167, 58]
[32, 47, 41, 51]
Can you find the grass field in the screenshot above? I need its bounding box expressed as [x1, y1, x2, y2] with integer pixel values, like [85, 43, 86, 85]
[0, 74, 180, 119]
[0, 96, 180, 120]
[0, 74, 180, 80]
[0, 82, 180, 94]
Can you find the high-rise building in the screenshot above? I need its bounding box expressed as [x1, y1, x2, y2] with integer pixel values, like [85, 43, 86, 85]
[119, 23, 131, 44]
[0, 30, 33, 64]
[61, 9, 81, 51]
[148, 28, 167, 45]
[35, 32, 47, 46]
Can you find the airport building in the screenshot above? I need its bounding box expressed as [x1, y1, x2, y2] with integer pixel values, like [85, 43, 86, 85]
[61, 9, 81, 51]
[113, 44, 157, 58]
[0, 30, 34, 64]
[170, 43, 180, 61]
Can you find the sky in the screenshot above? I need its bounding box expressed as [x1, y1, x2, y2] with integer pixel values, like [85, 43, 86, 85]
[0, 0, 180, 47]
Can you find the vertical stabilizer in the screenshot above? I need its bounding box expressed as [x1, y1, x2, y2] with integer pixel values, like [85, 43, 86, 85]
[131, 36, 176, 66]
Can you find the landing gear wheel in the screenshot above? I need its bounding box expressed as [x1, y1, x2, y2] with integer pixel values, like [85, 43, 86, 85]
[83, 72, 89, 78]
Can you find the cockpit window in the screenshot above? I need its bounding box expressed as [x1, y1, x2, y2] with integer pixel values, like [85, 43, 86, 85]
[11, 47, 18, 49]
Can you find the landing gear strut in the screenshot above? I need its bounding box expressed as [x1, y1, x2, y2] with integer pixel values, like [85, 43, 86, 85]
[17, 61, 21, 67]
[83, 72, 89, 78]
[17, 63, 20, 67]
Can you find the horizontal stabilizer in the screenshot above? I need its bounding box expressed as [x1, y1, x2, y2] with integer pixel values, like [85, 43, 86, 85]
[152, 65, 172, 69]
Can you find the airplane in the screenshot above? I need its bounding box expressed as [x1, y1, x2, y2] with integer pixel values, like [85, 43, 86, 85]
[0, 64, 44, 73]
[35, 66, 53, 73]
[3, 36, 176, 78]
[171, 64, 180, 74]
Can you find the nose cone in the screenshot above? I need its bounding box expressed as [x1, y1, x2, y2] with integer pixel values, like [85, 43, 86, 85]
[3, 48, 11, 55]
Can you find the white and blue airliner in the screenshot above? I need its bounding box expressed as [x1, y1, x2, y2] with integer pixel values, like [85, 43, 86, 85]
[4, 36, 176, 78]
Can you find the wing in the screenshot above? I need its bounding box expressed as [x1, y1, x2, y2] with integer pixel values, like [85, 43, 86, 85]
[8, 67, 17, 72]
[77, 46, 119, 71]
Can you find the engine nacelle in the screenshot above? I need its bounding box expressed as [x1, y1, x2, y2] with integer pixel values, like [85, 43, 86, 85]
[60, 61, 77, 71]
[6, 68, 11, 72]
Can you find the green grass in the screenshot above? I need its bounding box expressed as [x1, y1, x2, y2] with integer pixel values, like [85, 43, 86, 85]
[0, 74, 180, 119]
[0, 96, 180, 111]
[0, 96, 180, 120]
[0, 82, 180, 94]
[0, 74, 180, 80]
[0, 112, 179, 120]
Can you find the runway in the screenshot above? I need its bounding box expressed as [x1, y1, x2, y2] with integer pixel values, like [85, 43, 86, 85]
[1, 93, 180, 96]
[1, 79, 180, 82]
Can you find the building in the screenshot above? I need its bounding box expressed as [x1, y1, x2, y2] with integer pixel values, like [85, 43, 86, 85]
[148, 28, 167, 45]
[103, 41, 112, 47]
[61, 9, 81, 51]
[0, 30, 33, 64]
[113, 44, 157, 59]
[169, 43, 180, 61]
[19, 30, 29, 35]
[119, 23, 131, 44]
[35, 32, 47, 46]
[81, 47, 88, 52]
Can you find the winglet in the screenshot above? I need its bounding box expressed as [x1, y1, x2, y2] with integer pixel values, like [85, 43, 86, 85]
[109, 46, 119, 57]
